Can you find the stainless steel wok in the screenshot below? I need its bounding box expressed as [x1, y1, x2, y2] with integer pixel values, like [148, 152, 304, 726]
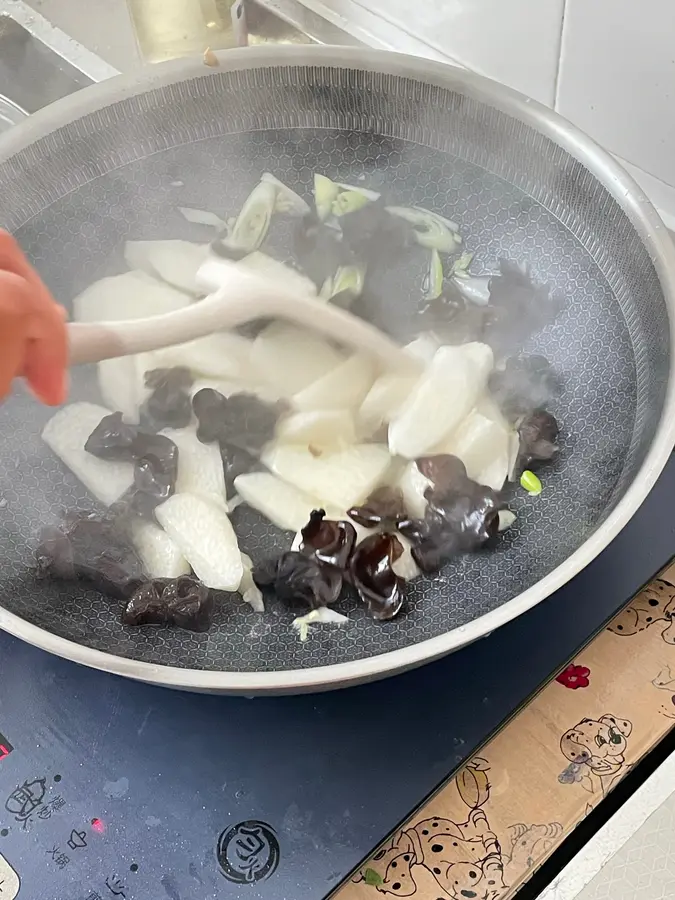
[0, 46, 673, 693]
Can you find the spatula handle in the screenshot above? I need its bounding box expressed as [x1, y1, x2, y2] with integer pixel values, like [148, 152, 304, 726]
[67, 289, 259, 366]
[68, 259, 412, 370]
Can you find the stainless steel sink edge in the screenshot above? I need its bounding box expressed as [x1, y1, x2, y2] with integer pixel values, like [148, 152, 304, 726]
[250, 0, 364, 46]
[0, 0, 119, 80]
[0, 0, 362, 134]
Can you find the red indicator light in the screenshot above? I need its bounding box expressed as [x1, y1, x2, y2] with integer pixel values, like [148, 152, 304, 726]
[0, 732, 14, 761]
[91, 818, 105, 834]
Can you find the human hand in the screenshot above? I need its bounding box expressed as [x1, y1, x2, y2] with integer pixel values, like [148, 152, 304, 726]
[0, 231, 67, 405]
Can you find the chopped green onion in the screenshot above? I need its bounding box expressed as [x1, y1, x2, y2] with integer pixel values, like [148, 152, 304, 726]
[314, 173, 340, 221]
[319, 265, 366, 305]
[332, 190, 371, 217]
[319, 275, 333, 301]
[335, 265, 366, 301]
[219, 181, 276, 255]
[292, 609, 321, 643]
[451, 251, 474, 277]
[261, 172, 310, 216]
[423, 249, 444, 301]
[520, 470, 542, 496]
[413, 205, 459, 232]
[386, 205, 459, 253]
[337, 182, 381, 201]
[292, 607, 348, 642]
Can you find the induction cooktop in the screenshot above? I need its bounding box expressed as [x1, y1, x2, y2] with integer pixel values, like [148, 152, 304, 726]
[0, 454, 673, 900]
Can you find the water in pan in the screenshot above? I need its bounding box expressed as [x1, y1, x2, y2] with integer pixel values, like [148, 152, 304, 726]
[0, 129, 635, 672]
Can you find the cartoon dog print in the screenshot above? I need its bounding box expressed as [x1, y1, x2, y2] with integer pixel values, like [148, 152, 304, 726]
[353, 809, 506, 899]
[608, 579, 675, 643]
[560, 714, 632, 796]
[353, 757, 507, 899]
[651, 666, 675, 720]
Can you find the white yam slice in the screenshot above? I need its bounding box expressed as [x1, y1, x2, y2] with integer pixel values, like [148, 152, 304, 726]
[161, 427, 227, 506]
[476, 454, 509, 492]
[227, 494, 243, 514]
[140, 332, 254, 383]
[238, 252, 316, 297]
[98, 357, 142, 423]
[438, 409, 510, 484]
[460, 342, 496, 377]
[42, 402, 134, 506]
[74, 272, 192, 421]
[404, 333, 442, 363]
[73, 270, 191, 324]
[250, 323, 344, 398]
[392, 533, 421, 581]
[275, 409, 357, 452]
[240, 553, 264, 612]
[358, 371, 418, 436]
[130, 519, 191, 579]
[292, 354, 376, 412]
[356, 337, 430, 435]
[155, 493, 243, 591]
[476, 394, 520, 482]
[398, 460, 432, 519]
[388, 342, 494, 459]
[498, 510, 517, 531]
[124, 240, 210, 294]
[262, 443, 391, 511]
[234, 472, 334, 532]
[508, 431, 520, 481]
[477, 393, 510, 429]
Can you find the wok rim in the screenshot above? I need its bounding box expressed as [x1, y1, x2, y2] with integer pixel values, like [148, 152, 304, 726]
[2, 44, 675, 694]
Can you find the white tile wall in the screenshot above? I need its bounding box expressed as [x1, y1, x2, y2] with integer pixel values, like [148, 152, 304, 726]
[304, 0, 675, 220]
[301, 0, 565, 105]
[556, 0, 675, 217]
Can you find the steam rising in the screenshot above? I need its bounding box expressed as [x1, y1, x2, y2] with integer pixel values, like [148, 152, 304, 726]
[0, 56, 664, 665]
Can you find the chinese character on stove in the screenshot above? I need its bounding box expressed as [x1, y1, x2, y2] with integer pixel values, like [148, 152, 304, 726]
[5, 777, 46, 825]
[46, 845, 69, 869]
[105, 874, 126, 898]
[37, 794, 66, 820]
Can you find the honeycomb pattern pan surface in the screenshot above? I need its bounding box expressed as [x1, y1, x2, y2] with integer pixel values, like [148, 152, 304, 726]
[0, 47, 673, 693]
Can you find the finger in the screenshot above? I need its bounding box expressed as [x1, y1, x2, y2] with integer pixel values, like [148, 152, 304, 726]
[0, 271, 31, 400]
[0, 233, 69, 405]
[23, 300, 69, 406]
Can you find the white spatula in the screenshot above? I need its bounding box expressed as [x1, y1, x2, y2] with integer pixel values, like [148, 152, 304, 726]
[67, 257, 412, 371]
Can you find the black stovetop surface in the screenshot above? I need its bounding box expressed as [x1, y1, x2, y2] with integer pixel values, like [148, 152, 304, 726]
[0, 456, 673, 900]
